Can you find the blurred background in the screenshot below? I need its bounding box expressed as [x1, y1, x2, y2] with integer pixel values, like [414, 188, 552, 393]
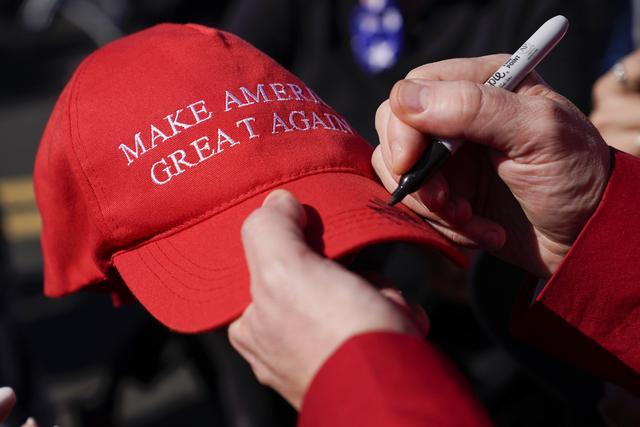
[0, 0, 627, 426]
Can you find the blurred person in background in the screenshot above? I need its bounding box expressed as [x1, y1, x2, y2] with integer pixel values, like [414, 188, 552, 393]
[592, 49, 640, 156]
[591, 0, 640, 156]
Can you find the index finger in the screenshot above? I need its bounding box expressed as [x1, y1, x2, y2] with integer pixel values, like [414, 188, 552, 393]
[405, 54, 549, 94]
[393, 55, 511, 171]
[406, 55, 511, 83]
[384, 55, 552, 174]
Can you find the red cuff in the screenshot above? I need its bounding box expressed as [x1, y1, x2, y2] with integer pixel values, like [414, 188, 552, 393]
[298, 332, 492, 427]
[513, 149, 640, 392]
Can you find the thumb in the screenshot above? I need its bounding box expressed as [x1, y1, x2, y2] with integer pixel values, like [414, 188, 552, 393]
[241, 189, 319, 294]
[389, 78, 551, 160]
[241, 190, 308, 265]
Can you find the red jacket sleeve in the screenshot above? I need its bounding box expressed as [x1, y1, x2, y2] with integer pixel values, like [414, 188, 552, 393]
[298, 332, 492, 427]
[513, 149, 640, 393]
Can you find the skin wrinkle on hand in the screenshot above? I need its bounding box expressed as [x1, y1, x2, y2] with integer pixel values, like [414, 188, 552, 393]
[374, 54, 610, 279]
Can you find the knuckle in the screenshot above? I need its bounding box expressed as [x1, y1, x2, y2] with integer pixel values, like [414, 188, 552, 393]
[477, 54, 510, 71]
[257, 244, 321, 289]
[493, 53, 510, 62]
[524, 82, 554, 99]
[456, 81, 485, 127]
[227, 323, 239, 342]
[371, 144, 382, 162]
[227, 321, 246, 348]
[533, 107, 561, 138]
[257, 258, 292, 287]
[375, 100, 390, 125]
[531, 97, 561, 123]
[406, 64, 429, 80]
[252, 364, 272, 386]
[533, 98, 585, 141]
[375, 103, 390, 139]
[371, 146, 385, 174]
[241, 209, 268, 238]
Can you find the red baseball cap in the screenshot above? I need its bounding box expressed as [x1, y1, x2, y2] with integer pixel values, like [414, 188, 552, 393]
[34, 23, 464, 332]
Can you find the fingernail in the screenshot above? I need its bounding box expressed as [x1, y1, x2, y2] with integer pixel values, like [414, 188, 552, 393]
[262, 189, 290, 207]
[22, 417, 37, 427]
[398, 80, 428, 113]
[482, 230, 505, 250]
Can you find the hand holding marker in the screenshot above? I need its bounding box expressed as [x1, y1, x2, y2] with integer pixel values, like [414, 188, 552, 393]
[388, 15, 570, 206]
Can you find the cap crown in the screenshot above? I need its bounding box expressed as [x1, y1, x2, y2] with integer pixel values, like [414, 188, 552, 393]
[34, 24, 373, 296]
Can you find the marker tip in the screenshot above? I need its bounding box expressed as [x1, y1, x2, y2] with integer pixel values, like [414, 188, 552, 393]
[387, 189, 403, 206]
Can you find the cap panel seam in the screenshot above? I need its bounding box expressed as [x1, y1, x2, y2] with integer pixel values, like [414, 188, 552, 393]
[67, 52, 115, 241]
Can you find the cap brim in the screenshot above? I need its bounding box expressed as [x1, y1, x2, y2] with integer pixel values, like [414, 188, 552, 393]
[113, 173, 465, 333]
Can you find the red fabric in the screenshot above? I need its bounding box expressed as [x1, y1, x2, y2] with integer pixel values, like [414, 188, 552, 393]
[34, 23, 464, 332]
[299, 332, 492, 427]
[113, 173, 466, 332]
[512, 149, 640, 393]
